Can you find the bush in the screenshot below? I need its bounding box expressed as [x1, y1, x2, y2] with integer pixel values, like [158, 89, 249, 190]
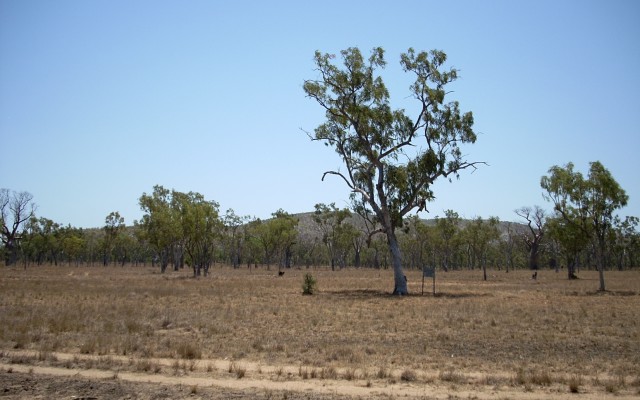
[568, 375, 582, 393]
[302, 273, 317, 295]
[401, 369, 417, 382]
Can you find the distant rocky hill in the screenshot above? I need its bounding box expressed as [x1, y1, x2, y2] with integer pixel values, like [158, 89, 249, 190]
[291, 211, 527, 242]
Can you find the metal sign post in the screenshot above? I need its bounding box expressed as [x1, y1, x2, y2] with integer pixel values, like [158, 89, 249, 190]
[422, 266, 435, 295]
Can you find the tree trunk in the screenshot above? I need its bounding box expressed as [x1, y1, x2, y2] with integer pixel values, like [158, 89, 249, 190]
[160, 251, 169, 273]
[285, 246, 293, 268]
[567, 255, 575, 280]
[5, 242, 18, 266]
[598, 265, 605, 291]
[387, 231, 408, 295]
[528, 243, 539, 270]
[597, 237, 606, 291]
[374, 248, 380, 269]
[203, 262, 210, 277]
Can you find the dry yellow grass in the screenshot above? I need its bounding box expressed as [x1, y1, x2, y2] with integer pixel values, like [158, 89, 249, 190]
[1, 264, 639, 397]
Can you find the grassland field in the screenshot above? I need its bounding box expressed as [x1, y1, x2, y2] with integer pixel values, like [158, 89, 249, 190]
[0, 264, 639, 399]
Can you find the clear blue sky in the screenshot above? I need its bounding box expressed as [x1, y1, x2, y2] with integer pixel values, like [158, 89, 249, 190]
[1, 0, 639, 228]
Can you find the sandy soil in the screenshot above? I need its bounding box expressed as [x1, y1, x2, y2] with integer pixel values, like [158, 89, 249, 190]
[2, 351, 638, 399]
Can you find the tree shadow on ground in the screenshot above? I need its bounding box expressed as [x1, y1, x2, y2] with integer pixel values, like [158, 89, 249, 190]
[585, 290, 638, 297]
[324, 289, 491, 299]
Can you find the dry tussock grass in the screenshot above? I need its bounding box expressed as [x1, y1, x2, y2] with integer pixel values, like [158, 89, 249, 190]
[1, 265, 639, 391]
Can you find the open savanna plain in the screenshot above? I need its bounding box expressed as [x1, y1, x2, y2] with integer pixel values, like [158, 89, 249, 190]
[1, 265, 639, 399]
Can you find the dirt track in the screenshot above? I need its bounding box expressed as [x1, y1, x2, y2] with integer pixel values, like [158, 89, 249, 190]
[2, 351, 638, 399]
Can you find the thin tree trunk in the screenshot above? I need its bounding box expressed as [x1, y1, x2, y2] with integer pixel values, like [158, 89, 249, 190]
[567, 255, 574, 280]
[597, 237, 606, 291]
[528, 243, 540, 271]
[598, 265, 605, 291]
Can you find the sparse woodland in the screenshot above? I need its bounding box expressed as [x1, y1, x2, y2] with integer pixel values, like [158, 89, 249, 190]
[2, 47, 637, 289]
[1, 184, 638, 278]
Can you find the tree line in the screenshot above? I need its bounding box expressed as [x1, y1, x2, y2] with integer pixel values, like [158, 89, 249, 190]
[2, 182, 638, 280]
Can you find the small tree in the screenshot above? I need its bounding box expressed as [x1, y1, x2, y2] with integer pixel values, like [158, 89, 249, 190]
[139, 185, 181, 272]
[434, 210, 461, 271]
[313, 203, 351, 270]
[62, 232, 85, 266]
[502, 222, 520, 273]
[302, 273, 317, 295]
[515, 206, 546, 271]
[1, 189, 36, 266]
[103, 211, 125, 266]
[223, 208, 249, 268]
[400, 215, 432, 269]
[174, 191, 221, 277]
[304, 47, 482, 294]
[463, 217, 500, 280]
[612, 216, 639, 270]
[253, 210, 298, 269]
[546, 215, 589, 279]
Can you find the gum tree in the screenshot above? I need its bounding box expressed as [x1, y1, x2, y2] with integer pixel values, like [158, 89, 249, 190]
[138, 185, 181, 272]
[304, 47, 481, 294]
[463, 217, 500, 280]
[313, 202, 352, 270]
[173, 191, 221, 277]
[515, 205, 546, 271]
[103, 211, 125, 266]
[612, 216, 639, 269]
[223, 208, 249, 268]
[435, 209, 461, 271]
[546, 214, 589, 279]
[253, 210, 298, 270]
[541, 161, 628, 291]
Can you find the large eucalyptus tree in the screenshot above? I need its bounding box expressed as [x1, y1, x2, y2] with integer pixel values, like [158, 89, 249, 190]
[304, 47, 481, 294]
[541, 161, 628, 291]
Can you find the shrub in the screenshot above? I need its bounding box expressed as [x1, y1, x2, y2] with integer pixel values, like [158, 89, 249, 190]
[401, 369, 417, 382]
[568, 375, 582, 393]
[233, 364, 246, 379]
[302, 273, 317, 295]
